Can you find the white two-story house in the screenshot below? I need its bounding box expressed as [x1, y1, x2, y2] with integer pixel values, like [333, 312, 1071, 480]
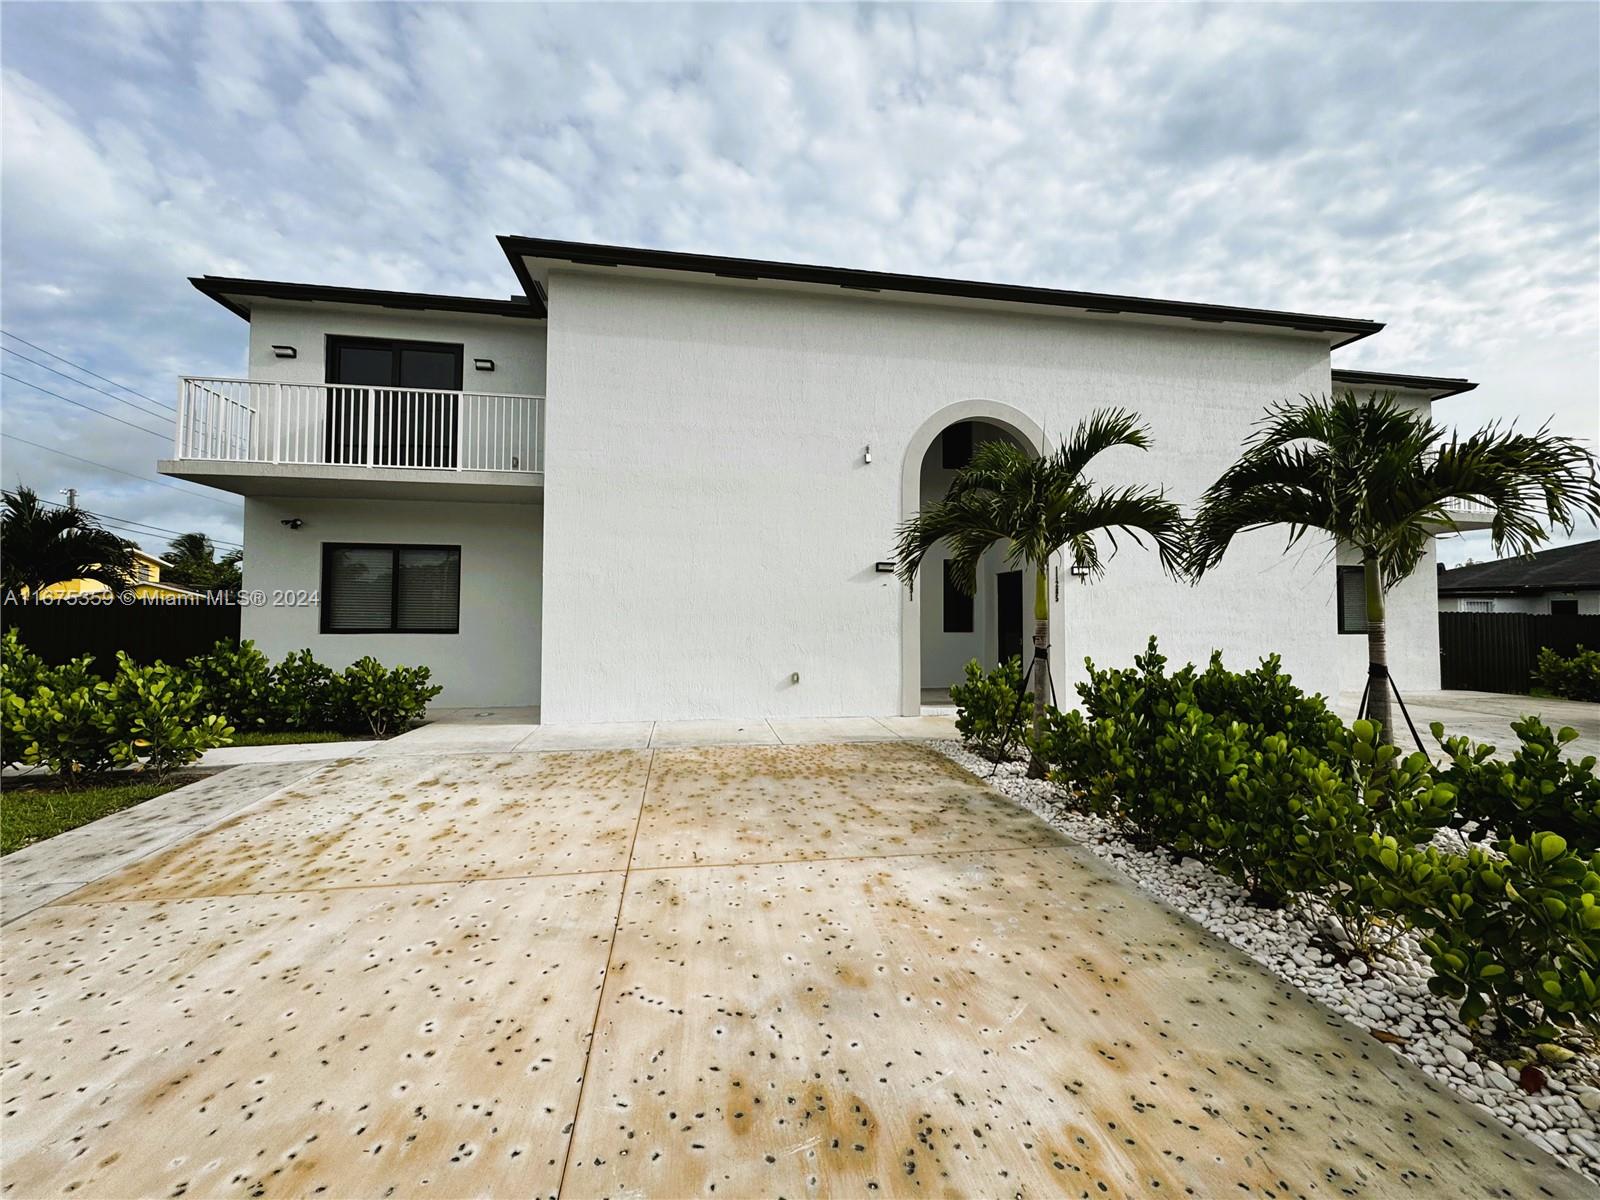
[162, 237, 1485, 721]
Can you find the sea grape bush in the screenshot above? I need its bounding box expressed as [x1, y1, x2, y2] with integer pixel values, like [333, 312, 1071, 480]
[949, 656, 1029, 763]
[1533, 645, 1600, 703]
[960, 636, 1600, 1046]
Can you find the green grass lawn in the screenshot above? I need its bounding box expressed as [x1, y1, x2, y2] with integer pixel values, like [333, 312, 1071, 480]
[227, 730, 358, 747]
[1, 776, 198, 855]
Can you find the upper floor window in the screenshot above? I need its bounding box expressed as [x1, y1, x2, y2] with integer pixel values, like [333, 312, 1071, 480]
[322, 543, 461, 633]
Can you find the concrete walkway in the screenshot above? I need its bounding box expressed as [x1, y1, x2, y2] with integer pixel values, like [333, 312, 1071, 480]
[0, 742, 1579, 1197]
[1337, 688, 1600, 760]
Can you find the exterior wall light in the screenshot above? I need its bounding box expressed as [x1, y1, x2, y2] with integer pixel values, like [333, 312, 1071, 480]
[271, 345, 297, 359]
[874, 561, 895, 573]
[473, 358, 495, 371]
[864, 444, 872, 463]
[280, 518, 304, 529]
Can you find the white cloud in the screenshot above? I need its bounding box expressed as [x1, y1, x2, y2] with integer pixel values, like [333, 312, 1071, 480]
[0, 1, 1594, 567]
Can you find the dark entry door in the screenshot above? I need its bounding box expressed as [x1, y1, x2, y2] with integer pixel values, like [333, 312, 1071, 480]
[997, 570, 1023, 667]
[326, 337, 463, 467]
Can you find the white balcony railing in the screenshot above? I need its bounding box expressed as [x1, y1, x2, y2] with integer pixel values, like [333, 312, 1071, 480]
[175, 378, 543, 473]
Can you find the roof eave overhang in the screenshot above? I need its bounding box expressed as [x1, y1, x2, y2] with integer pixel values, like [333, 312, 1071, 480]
[191, 276, 545, 322]
[499, 236, 1383, 347]
[1331, 368, 1478, 401]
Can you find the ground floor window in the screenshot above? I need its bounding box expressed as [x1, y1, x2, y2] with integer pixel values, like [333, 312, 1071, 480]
[1551, 598, 1579, 615]
[321, 543, 461, 633]
[1336, 565, 1368, 634]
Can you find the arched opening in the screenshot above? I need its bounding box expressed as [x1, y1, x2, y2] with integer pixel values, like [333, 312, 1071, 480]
[899, 401, 1050, 715]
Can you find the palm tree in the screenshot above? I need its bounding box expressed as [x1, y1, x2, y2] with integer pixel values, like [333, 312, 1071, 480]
[1, 487, 135, 598]
[161, 532, 242, 595]
[1189, 391, 1600, 742]
[896, 409, 1187, 776]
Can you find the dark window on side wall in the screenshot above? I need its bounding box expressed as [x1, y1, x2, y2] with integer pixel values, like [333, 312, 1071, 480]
[943, 560, 974, 633]
[1551, 598, 1579, 616]
[1337, 565, 1368, 634]
[322, 543, 461, 633]
[941, 421, 974, 470]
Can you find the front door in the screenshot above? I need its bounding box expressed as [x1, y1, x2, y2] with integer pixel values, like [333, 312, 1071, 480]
[997, 570, 1023, 667]
[326, 337, 463, 467]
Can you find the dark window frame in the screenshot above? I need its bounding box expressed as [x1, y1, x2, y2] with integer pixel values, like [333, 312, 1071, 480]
[324, 335, 465, 390]
[1336, 564, 1368, 635]
[320, 542, 462, 635]
[1551, 598, 1579, 616]
[943, 560, 974, 634]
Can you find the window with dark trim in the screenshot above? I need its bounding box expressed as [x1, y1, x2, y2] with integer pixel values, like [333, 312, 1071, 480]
[1551, 598, 1579, 616]
[943, 560, 974, 633]
[1336, 565, 1368, 634]
[321, 543, 461, 633]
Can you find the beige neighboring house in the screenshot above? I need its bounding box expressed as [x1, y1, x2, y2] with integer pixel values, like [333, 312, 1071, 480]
[36, 550, 204, 602]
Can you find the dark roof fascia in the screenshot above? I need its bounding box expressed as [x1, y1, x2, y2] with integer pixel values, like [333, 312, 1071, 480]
[191, 276, 545, 321]
[1332, 368, 1478, 400]
[499, 236, 1384, 347]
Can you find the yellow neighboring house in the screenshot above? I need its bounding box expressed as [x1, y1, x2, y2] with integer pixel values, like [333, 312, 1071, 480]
[37, 550, 204, 601]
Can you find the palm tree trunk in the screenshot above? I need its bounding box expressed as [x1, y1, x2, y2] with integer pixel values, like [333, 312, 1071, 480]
[1362, 554, 1393, 745]
[1026, 564, 1051, 779]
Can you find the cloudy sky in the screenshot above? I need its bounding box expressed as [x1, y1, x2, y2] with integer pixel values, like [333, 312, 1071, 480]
[2, 2, 1595, 566]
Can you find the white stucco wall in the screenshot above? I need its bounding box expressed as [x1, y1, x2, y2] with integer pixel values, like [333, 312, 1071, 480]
[539, 271, 1345, 723]
[241, 496, 542, 707]
[244, 302, 547, 395]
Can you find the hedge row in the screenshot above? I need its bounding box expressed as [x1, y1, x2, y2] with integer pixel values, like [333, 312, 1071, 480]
[2, 632, 441, 781]
[952, 639, 1600, 1048]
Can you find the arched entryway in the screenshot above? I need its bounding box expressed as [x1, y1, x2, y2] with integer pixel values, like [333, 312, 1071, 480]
[899, 401, 1052, 716]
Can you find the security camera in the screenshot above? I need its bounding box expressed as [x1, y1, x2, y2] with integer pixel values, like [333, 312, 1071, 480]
[280, 518, 304, 530]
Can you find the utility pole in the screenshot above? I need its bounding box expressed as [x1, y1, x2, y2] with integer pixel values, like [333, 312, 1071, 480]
[60, 487, 77, 510]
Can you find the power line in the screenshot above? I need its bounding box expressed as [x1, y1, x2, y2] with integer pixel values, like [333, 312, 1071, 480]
[1, 373, 169, 440]
[1, 433, 242, 504]
[0, 331, 175, 413]
[2, 350, 175, 423]
[31, 496, 242, 549]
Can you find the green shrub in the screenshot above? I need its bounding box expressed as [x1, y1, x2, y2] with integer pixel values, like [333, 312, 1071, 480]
[949, 656, 1028, 763]
[99, 653, 232, 778]
[1410, 833, 1600, 1043]
[334, 656, 441, 738]
[271, 648, 338, 731]
[1533, 645, 1600, 702]
[1279, 721, 1456, 954]
[1, 628, 45, 697]
[1434, 716, 1600, 850]
[1193, 650, 1345, 748]
[1, 654, 117, 780]
[185, 638, 274, 729]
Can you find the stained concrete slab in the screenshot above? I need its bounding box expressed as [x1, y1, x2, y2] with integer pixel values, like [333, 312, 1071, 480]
[71, 751, 651, 903]
[768, 716, 901, 743]
[632, 742, 1059, 869]
[0, 742, 1583, 1198]
[513, 722, 656, 751]
[567, 845, 1571, 1198]
[874, 713, 960, 739]
[0, 872, 622, 1200]
[649, 718, 781, 747]
[2, 762, 331, 925]
[370, 722, 543, 755]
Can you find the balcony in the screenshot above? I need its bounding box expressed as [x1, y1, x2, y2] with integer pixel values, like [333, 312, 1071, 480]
[159, 378, 544, 501]
[1435, 498, 1496, 532]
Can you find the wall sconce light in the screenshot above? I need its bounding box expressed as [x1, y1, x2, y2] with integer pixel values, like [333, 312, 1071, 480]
[1070, 563, 1092, 578]
[863, 444, 872, 464]
[271, 345, 297, 359]
[280, 518, 304, 530]
[473, 358, 495, 372]
[874, 561, 895, 574]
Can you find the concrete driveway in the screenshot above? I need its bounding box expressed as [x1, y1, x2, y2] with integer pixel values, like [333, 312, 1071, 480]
[1, 742, 1578, 1198]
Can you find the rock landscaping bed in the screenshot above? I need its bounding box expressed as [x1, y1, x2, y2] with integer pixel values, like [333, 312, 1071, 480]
[933, 738, 1600, 1184]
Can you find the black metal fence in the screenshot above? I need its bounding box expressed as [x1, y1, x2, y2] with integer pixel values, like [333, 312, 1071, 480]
[1439, 612, 1600, 694]
[2, 599, 240, 673]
